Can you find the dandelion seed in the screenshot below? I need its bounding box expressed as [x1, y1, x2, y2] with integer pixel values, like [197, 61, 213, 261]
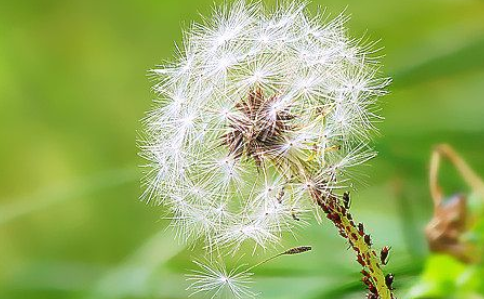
[187, 260, 255, 299]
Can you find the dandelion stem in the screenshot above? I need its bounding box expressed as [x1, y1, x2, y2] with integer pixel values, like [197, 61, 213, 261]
[310, 189, 394, 299]
[273, 155, 395, 298]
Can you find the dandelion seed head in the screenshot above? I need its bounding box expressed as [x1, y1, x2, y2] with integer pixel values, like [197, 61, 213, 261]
[142, 0, 388, 259]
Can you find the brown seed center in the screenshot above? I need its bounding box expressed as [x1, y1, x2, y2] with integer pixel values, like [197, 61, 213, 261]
[224, 88, 294, 166]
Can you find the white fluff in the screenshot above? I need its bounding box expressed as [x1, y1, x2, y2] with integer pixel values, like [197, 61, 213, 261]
[141, 0, 388, 256]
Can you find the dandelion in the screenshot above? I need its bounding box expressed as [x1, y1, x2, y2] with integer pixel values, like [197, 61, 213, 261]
[141, 1, 394, 298]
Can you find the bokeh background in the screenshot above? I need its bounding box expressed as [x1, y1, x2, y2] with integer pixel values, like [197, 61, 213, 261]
[1, 0, 484, 298]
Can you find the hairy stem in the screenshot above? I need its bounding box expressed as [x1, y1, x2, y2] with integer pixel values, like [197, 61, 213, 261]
[308, 187, 395, 299]
[272, 157, 395, 298]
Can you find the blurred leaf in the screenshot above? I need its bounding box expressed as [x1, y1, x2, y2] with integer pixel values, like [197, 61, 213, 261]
[0, 167, 137, 225]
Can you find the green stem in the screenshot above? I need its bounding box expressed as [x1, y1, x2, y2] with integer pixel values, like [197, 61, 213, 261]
[309, 188, 394, 299]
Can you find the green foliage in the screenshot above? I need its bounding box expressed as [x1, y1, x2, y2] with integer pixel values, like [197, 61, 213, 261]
[408, 255, 484, 298]
[408, 190, 484, 299]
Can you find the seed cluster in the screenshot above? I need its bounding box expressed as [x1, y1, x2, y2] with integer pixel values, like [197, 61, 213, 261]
[225, 88, 294, 167]
[143, 1, 390, 298]
[143, 0, 388, 251]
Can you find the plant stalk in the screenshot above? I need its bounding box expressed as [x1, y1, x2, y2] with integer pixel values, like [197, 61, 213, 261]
[308, 186, 394, 299]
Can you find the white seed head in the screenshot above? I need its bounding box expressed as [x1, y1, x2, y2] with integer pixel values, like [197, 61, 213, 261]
[141, 0, 388, 260]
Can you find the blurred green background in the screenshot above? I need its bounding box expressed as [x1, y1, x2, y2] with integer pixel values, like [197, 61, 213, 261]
[1, 0, 484, 298]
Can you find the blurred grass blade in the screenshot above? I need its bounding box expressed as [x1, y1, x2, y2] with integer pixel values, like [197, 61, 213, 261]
[393, 37, 484, 88]
[0, 167, 138, 225]
[88, 230, 186, 299]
